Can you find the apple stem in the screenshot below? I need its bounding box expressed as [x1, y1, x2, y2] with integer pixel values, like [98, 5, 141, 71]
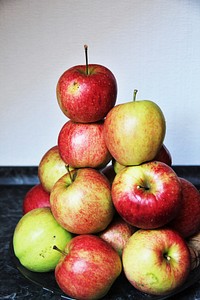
[53, 245, 67, 256]
[65, 164, 74, 183]
[84, 45, 89, 75]
[133, 89, 138, 102]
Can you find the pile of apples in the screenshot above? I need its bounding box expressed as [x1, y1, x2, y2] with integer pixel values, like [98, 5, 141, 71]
[13, 46, 200, 300]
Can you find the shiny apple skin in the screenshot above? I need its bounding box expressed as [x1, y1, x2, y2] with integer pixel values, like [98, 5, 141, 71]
[58, 120, 112, 169]
[104, 100, 166, 166]
[153, 144, 172, 166]
[38, 145, 70, 193]
[111, 161, 182, 229]
[55, 235, 122, 300]
[99, 214, 137, 256]
[50, 168, 115, 234]
[169, 177, 200, 238]
[13, 207, 73, 273]
[22, 184, 50, 214]
[122, 228, 191, 296]
[56, 64, 117, 123]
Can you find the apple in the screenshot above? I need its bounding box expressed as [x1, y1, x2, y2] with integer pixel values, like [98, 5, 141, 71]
[112, 159, 125, 174]
[13, 207, 73, 272]
[168, 177, 200, 238]
[187, 231, 200, 270]
[22, 183, 50, 214]
[99, 214, 137, 256]
[122, 228, 191, 296]
[50, 168, 115, 234]
[56, 46, 117, 123]
[101, 164, 116, 184]
[112, 144, 172, 175]
[153, 144, 172, 166]
[104, 90, 166, 166]
[54, 234, 122, 300]
[58, 120, 112, 169]
[111, 161, 182, 229]
[38, 145, 72, 193]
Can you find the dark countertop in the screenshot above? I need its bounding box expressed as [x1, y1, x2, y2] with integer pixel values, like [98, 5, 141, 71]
[1, 166, 200, 300]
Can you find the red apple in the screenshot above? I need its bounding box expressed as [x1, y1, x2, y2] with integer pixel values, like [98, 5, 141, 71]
[99, 214, 137, 256]
[22, 184, 50, 214]
[153, 144, 172, 166]
[111, 161, 182, 229]
[50, 168, 115, 234]
[168, 177, 200, 238]
[54, 234, 122, 300]
[38, 145, 72, 193]
[122, 228, 191, 296]
[58, 120, 112, 169]
[56, 50, 117, 123]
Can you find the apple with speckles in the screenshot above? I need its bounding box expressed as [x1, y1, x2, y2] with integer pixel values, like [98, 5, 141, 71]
[56, 45, 117, 123]
[50, 168, 115, 234]
[58, 120, 112, 169]
[54, 234, 122, 300]
[122, 228, 191, 296]
[111, 161, 182, 229]
[13, 207, 73, 272]
[104, 90, 166, 166]
[99, 214, 137, 256]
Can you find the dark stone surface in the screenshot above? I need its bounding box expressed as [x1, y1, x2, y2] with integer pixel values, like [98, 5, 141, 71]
[1, 166, 200, 300]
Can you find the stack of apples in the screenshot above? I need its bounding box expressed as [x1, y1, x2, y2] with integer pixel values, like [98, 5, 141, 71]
[13, 46, 200, 300]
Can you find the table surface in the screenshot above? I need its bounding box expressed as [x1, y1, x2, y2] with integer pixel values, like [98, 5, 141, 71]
[1, 166, 200, 300]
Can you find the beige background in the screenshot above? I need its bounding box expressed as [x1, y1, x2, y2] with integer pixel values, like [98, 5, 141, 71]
[0, 0, 200, 166]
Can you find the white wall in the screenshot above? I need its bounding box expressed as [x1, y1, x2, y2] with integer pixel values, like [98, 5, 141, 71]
[0, 0, 200, 166]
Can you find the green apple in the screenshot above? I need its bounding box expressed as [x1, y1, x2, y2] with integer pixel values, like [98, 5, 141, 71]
[122, 228, 191, 296]
[38, 145, 74, 193]
[13, 207, 73, 272]
[112, 159, 126, 174]
[104, 90, 166, 166]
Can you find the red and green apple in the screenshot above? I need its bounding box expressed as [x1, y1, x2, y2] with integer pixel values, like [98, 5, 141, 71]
[54, 234, 122, 300]
[50, 168, 115, 234]
[122, 228, 191, 296]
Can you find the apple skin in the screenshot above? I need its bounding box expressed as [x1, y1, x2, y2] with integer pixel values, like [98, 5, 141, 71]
[22, 183, 50, 214]
[99, 214, 137, 256]
[38, 145, 72, 193]
[122, 228, 191, 296]
[56, 64, 117, 123]
[50, 168, 115, 234]
[187, 231, 200, 270]
[168, 177, 200, 238]
[55, 234, 122, 300]
[58, 120, 112, 169]
[13, 207, 73, 272]
[112, 144, 172, 175]
[153, 144, 172, 166]
[104, 99, 166, 166]
[111, 161, 182, 229]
